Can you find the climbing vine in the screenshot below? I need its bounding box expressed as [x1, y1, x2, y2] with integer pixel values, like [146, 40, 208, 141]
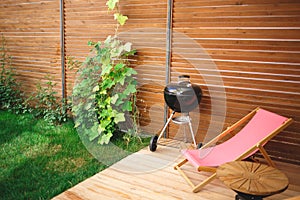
[71, 0, 138, 144]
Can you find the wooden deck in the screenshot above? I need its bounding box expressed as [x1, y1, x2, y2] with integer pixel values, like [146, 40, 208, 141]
[53, 139, 300, 200]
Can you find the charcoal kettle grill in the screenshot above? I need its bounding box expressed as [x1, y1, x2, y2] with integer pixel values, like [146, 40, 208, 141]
[149, 75, 202, 152]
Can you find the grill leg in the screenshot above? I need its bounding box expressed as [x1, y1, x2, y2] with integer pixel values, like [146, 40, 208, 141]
[188, 116, 197, 147]
[158, 111, 176, 141]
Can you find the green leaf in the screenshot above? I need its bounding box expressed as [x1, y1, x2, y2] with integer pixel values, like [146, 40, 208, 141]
[84, 102, 92, 110]
[114, 112, 125, 124]
[106, 0, 119, 10]
[92, 85, 99, 92]
[97, 123, 105, 133]
[111, 94, 118, 104]
[104, 35, 112, 46]
[74, 121, 81, 128]
[99, 89, 107, 95]
[118, 76, 126, 85]
[122, 100, 132, 111]
[87, 41, 95, 46]
[94, 42, 101, 52]
[88, 94, 96, 100]
[114, 13, 128, 26]
[99, 118, 111, 131]
[104, 96, 111, 105]
[94, 65, 101, 71]
[114, 63, 125, 71]
[89, 123, 100, 141]
[125, 68, 137, 76]
[123, 83, 136, 95]
[114, 93, 126, 106]
[127, 49, 137, 56]
[101, 64, 113, 76]
[98, 132, 113, 145]
[123, 42, 132, 52]
[110, 38, 119, 48]
[101, 79, 115, 90]
[111, 48, 121, 58]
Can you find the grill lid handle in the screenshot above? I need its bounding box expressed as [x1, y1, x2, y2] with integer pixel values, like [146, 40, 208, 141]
[178, 75, 190, 79]
[178, 75, 191, 85]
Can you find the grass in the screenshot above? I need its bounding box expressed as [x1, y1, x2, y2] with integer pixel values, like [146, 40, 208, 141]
[0, 110, 149, 200]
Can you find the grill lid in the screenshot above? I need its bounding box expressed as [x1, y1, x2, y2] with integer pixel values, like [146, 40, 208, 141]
[164, 75, 202, 113]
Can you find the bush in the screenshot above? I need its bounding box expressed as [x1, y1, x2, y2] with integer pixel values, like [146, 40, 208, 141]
[72, 36, 137, 145]
[30, 75, 71, 126]
[0, 35, 29, 114]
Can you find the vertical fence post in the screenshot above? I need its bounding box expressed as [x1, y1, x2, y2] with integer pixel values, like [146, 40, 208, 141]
[164, 0, 173, 138]
[60, 0, 66, 99]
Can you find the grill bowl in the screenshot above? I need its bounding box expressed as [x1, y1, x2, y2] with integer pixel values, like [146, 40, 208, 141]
[164, 79, 202, 113]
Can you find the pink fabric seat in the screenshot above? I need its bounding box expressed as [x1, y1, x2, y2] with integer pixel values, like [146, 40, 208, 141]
[182, 109, 288, 168]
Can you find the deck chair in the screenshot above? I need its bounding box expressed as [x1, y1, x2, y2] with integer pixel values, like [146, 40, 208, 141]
[174, 107, 293, 193]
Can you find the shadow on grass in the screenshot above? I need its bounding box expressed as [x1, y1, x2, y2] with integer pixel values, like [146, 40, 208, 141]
[0, 153, 105, 200]
[0, 111, 37, 146]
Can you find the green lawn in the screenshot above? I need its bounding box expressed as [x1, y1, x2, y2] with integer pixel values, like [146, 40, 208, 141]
[0, 110, 149, 200]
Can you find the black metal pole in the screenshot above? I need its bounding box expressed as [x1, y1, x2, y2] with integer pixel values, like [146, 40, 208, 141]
[60, 0, 66, 99]
[164, 0, 173, 138]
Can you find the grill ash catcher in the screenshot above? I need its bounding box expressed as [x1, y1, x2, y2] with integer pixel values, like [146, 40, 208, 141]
[149, 75, 203, 152]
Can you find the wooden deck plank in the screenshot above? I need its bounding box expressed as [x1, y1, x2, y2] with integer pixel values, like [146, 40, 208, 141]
[53, 141, 300, 200]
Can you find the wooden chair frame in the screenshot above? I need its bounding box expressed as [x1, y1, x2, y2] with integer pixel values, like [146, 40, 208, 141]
[174, 107, 293, 193]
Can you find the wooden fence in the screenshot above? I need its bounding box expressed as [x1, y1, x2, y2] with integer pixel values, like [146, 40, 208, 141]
[1, 0, 299, 165]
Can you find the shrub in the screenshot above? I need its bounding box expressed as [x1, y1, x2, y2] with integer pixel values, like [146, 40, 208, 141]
[0, 35, 29, 114]
[72, 36, 137, 144]
[30, 75, 71, 126]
